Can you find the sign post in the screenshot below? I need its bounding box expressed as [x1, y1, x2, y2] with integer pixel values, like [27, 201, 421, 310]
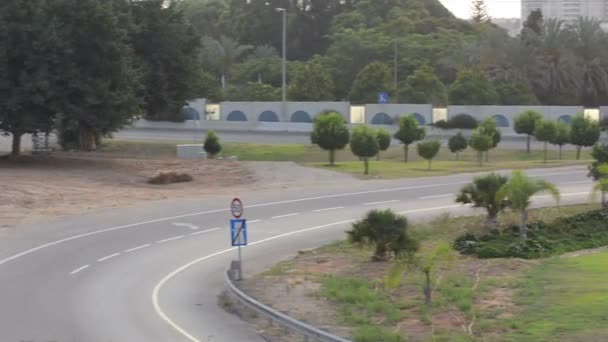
[230, 198, 246, 280]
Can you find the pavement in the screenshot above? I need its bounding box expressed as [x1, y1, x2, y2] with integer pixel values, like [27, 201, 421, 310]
[0, 165, 595, 342]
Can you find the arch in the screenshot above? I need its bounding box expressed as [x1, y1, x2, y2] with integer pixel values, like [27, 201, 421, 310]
[181, 106, 200, 120]
[412, 113, 426, 126]
[226, 110, 248, 122]
[259, 110, 279, 122]
[558, 115, 572, 125]
[291, 110, 312, 123]
[492, 115, 509, 127]
[371, 112, 394, 125]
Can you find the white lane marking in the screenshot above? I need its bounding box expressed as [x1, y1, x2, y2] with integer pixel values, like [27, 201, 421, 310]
[420, 194, 453, 199]
[399, 205, 463, 214]
[312, 206, 345, 212]
[248, 219, 262, 224]
[172, 223, 199, 230]
[364, 200, 399, 206]
[157, 236, 184, 244]
[69, 265, 90, 275]
[191, 228, 221, 236]
[125, 244, 151, 253]
[559, 180, 592, 185]
[152, 203, 475, 342]
[2, 172, 582, 267]
[97, 253, 121, 262]
[271, 213, 300, 219]
[534, 192, 589, 199]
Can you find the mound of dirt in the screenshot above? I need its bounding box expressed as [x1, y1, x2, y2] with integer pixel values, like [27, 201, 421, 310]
[148, 172, 193, 185]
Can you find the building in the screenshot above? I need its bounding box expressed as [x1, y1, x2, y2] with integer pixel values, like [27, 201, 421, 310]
[521, 0, 608, 24]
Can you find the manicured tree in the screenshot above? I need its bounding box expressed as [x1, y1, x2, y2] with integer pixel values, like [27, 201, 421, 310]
[350, 125, 379, 175]
[203, 130, 222, 158]
[417, 140, 441, 170]
[591, 164, 608, 210]
[589, 143, 608, 181]
[570, 114, 600, 160]
[375, 128, 391, 160]
[534, 119, 556, 163]
[448, 133, 468, 160]
[549, 121, 570, 160]
[455, 173, 509, 231]
[469, 130, 492, 166]
[497, 171, 560, 240]
[347, 209, 418, 262]
[478, 118, 501, 162]
[394, 114, 426, 163]
[514, 110, 543, 153]
[311, 111, 350, 166]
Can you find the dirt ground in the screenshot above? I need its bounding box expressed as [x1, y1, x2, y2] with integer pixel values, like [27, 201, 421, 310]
[0, 152, 351, 229]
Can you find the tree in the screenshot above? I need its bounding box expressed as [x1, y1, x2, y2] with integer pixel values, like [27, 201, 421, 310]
[471, 0, 490, 23]
[448, 68, 499, 105]
[417, 140, 441, 170]
[478, 118, 501, 162]
[225, 82, 280, 101]
[589, 143, 608, 181]
[311, 112, 350, 166]
[204, 130, 222, 158]
[448, 133, 468, 160]
[350, 125, 379, 175]
[522, 9, 544, 37]
[456, 173, 509, 231]
[534, 119, 557, 163]
[591, 164, 608, 210]
[570, 114, 600, 160]
[497, 171, 560, 240]
[394, 114, 426, 163]
[549, 121, 570, 160]
[131, 0, 204, 121]
[201, 35, 252, 89]
[349, 61, 393, 104]
[347, 209, 418, 261]
[375, 128, 391, 160]
[398, 65, 447, 106]
[514, 110, 542, 153]
[470, 129, 492, 166]
[288, 60, 335, 101]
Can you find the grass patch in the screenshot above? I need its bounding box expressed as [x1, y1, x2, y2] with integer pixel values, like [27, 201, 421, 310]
[352, 325, 404, 342]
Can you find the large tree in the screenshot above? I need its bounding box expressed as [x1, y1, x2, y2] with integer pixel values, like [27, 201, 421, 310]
[471, 0, 490, 23]
[398, 65, 447, 106]
[288, 60, 335, 101]
[349, 61, 393, 104]
[201, 35, 252, 89]
[448, 68, 498, 105]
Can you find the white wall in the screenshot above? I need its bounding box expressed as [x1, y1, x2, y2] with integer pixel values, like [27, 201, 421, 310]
[364, 104, 432, 126]
[219, 102, 350, 123]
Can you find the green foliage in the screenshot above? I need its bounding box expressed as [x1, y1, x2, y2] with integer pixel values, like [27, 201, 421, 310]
[201, 35, 252, 89]
[288, 60, 335, 101]
[347, 209, 418, 261]
[514, 110, 543, 153]
[479, 117, 501, 149]
[448, 68, 499, 105]
[311, 112, 350, 166]
[445, 114, 479, 129]
[352, 326, 404, 342]
[350, 125, 379, 175]
[416, 140, 441, 170]
[204, 130, 222, 157]
[469, 130, 492, 166]
[394, 114, 426, 162]
[455, 173, 509, 231]
[471, 0, 490, 23]
[448, 133, 468, 159]
[589, 143, 608, 181]
[375, 128, 391, 153]
[398, 65, 447, 106]
[591, 164, 608, 209]
[349, 61, 393, 104]
[225, 82, 280, 101]
[570, 114, 601, 160]
[549, 121, 570, 159]
[534, 119, 557, 163]
[453, 210, 608, 259]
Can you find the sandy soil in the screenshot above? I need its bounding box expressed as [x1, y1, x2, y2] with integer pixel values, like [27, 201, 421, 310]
[0, 153, 351, 229]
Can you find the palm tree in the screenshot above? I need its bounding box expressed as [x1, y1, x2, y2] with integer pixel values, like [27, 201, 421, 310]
[497, 171, 560, 240]
[456, 173, 509, 232]
[201, 35, 252, 89]
[571, 18, 608, 106]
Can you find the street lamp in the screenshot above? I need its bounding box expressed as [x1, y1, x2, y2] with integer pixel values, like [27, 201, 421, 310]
[276, 7, 287, 122]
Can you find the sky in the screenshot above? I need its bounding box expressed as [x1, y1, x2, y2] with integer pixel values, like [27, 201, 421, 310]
[440, 0, 521, 19]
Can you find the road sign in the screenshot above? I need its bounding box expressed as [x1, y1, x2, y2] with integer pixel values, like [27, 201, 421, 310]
[230, 219, 247, 246]
[378, 92, 389, 104]
[231, 198, 243, 218]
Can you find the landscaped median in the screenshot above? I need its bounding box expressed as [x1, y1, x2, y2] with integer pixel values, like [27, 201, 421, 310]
[222, 203, 608, 342]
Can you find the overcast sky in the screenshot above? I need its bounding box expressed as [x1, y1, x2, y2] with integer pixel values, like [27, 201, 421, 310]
[440, 0, 520, 19]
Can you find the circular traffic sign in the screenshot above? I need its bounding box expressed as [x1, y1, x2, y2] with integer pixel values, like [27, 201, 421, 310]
[231, 198, 243, 218]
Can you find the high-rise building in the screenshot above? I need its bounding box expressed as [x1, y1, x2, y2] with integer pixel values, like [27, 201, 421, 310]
[521, 0, 608, 24]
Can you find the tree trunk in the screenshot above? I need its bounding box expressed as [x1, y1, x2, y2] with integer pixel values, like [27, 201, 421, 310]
[526, 135, 531, 153]
[559, 145, 563, 160]
[11, 132, 22, 157]
[543, 141, 547, 163]
[478, 151, 483, 167]
[485, 151, 489, 163]
[404, 145, 409, 163]
[78, 123, 95, 151]
[427, 159, 431, 170]
[329, 149, 335, 166]
[373, 244, 387, 261]
[576, 146, 582, 160]
[602, 191, 607, 210]
[487, 213, 498, 232]
[424, 270, 432, 306]
[364, 158, 369, 175]
[519, 208, 528, 240]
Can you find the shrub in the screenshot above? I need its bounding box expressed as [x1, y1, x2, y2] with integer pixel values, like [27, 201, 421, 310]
[394, 114, 425, 162]
[311, 111, 350, 166]
[448, 133, 468, 160]
[416, 139, 441, 170]
[350, 125, 379, 175]
[447, 114, 478, 129]
[204, 130, 222, 157]
[148, 172, 193, 185]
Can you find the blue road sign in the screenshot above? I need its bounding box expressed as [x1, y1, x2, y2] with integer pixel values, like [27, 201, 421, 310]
[378, 92, 389, 104]
[230, 219, 248, 247]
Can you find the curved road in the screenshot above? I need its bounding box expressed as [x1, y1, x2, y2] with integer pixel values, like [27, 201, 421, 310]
[0, 166, 594, 342]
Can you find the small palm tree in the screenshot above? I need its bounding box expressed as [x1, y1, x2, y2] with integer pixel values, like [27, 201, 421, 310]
[497, 171, 560, 240]
[591, 164, 608, 210]
[456, 173, 509, 232]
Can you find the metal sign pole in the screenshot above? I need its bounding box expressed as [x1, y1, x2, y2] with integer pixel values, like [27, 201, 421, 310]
[238, 245, 242, 280]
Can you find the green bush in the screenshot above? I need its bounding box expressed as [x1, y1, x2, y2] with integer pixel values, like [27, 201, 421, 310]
[453, 210, 608, 259]
[204, 130, 222, 157]
[447, 114, 478, 129]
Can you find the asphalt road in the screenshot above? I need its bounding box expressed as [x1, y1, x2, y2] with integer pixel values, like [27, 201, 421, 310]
[0, 166, 594, 342]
